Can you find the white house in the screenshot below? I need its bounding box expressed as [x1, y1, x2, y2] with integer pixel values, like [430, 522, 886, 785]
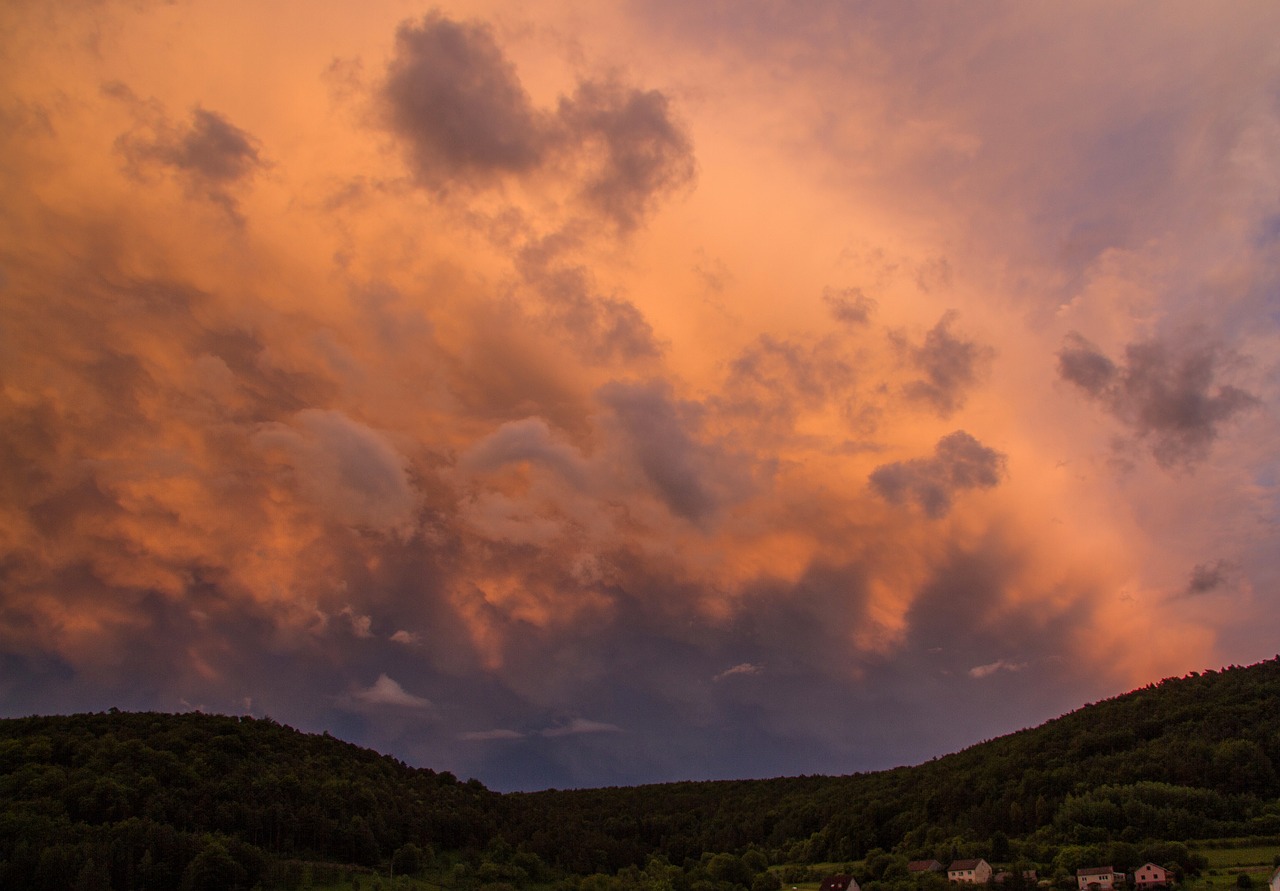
[949, 860, 993, 884]
[1077, 867, 1123, 891]
[1133, 863, 1170, 890]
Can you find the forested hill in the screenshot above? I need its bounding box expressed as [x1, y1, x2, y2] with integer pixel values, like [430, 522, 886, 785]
[2, 658, 1279, 890]
[506, 658, 1280, 870]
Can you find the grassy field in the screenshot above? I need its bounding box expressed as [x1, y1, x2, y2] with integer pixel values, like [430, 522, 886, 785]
[1181, 842, 1278, 891]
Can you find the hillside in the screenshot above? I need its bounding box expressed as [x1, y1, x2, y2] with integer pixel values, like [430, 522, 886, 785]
[2, 658, 1278, 890]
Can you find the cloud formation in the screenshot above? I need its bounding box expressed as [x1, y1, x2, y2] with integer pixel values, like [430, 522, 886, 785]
[0, 1, 1277, 792]
[380, 11, 694, 230]
[869, 431, 1006, 518]
[1058, 332, 1259, 469]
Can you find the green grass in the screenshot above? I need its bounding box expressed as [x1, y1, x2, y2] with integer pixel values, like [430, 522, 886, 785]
[1193, 847, 1280, 870]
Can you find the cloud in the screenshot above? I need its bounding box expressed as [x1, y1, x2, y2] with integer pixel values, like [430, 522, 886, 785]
[116, 104, 263, 223]
[899, 311, 993, 416]
[460, 417, 589, 487]
[516, 238, 663, 363]
[969, 659, 1027, 679]
[869, 431, 1006, 518]
[252, 409, 418, 536]
[380, 11, 694, 230]
[390, 630, 421, 645]
[541, 718, 622, 737]
[1186, 560, 1235, 596]
[823, 287, 877, 325]
[459, 718, 622, 742]
[599, 379, 753, 522]
[714, 662, 763, 682]
[350, 674, 431, 709]
[558, 80, 697, 232]
[1058, 332, 1259, 469]
[381, 12, 548, 186]
[461, 728, 526, 741]
[340, 607, 374, 638]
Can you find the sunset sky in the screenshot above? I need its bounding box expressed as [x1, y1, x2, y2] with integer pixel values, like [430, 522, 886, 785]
[3, 0, 1280, 792]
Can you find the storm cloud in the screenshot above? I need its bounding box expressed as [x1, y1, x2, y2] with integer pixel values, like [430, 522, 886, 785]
[1, 0, 1277, 792]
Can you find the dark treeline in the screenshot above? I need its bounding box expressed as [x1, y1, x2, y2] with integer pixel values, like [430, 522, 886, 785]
[2, 658, 1279, 890]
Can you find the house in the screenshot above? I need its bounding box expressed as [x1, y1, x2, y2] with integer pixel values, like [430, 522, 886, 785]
[949, 860, 993, 884]
[1132, 863, 1170, 890]
[820, 875, 860, 891]
[1077, 867, 1124, 891]
[910, 861, 946, 874]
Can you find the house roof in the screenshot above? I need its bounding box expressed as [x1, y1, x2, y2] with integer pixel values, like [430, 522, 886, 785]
[1077, 868, 1117, 876]
[820, 875, 857, 891]
[909, 861, 944, 872]
[950, 860, 987, 871]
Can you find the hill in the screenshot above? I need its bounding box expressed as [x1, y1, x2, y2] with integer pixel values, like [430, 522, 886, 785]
[2, 658, 1278, 889]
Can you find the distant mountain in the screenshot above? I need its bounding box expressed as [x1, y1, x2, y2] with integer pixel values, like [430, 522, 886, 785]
[3, 657, 1278, 890]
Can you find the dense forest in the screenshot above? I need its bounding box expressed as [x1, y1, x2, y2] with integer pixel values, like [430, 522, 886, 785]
[2, 658, 1278, 890]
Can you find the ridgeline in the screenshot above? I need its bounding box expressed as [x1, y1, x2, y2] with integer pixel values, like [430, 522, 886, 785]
[2, 658, 1278, 890]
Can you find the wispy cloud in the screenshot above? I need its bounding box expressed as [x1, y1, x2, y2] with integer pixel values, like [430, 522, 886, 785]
[969, 660, 1028, 680]
[714, 663, 763, 682]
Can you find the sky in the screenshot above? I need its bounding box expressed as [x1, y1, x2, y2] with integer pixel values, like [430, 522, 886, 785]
[2, 0, 1279, 792]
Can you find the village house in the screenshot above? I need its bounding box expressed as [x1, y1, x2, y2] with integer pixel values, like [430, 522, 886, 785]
[1077, 867, 1124, 891]
[910, 861, 946, 874]
[949, 860, 993, 884]
[820, 874, 860, 891]
[1132, 863, 1171, 889]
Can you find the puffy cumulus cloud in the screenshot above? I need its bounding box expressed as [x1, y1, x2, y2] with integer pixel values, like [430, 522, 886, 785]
[1058, 332, 1259, 470]
[381, 12, 549, 186]
[347, 674, 432, 709]
[897, 312, 993, 417]
[869, 431, 1006, 518]
[379, 10, 694, 232]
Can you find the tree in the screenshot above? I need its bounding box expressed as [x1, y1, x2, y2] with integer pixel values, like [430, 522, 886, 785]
[392, 843, 423, 876]
[182, 841, 247, 891]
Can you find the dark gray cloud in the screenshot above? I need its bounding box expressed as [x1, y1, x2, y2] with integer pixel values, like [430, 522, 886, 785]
[869, 430, 1006, 518]
[823, 286, 877, 325]
[381, 12, 549, 186]
[1058, 332, 1258, 469]
[1186, 559, 1234, 596]
[116, 105, 263, 223]
[899, 311, 992, 416]
[558, 80, 696, 232]
[599, 379, 752, 523]
[380, 12, 695, 231]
